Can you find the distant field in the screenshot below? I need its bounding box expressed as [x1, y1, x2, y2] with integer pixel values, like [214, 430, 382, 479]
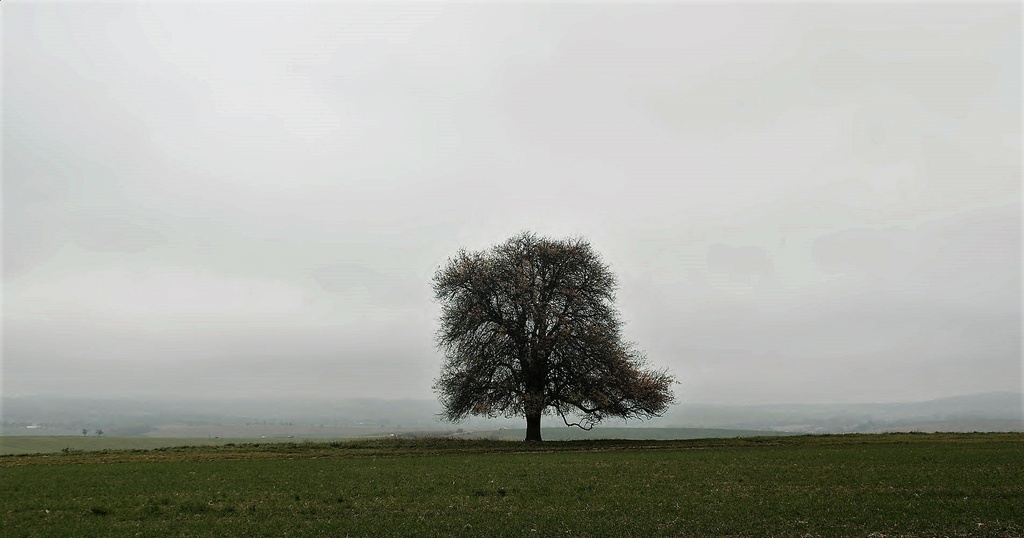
[2, 433, 1021, 537]
[0, 424, 422, 440]
[460, 426, 792, 441]
[0, 427, 788, 455]
[0, 436, 266, 456]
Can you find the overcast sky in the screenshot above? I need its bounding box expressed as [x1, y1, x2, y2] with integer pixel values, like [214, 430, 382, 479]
[3, 2, 1020, 406]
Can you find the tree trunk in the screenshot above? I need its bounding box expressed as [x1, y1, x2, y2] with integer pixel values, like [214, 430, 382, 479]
[525, 413, 542, 442]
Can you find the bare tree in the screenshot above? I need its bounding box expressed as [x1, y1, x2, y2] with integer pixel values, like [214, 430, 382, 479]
[433, 232, 676, 441]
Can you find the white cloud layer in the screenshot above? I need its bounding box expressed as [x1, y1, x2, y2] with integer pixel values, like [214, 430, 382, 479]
[4, 3, 1020, 405]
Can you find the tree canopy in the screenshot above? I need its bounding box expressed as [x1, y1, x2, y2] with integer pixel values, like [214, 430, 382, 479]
[433, 232, 676, 441]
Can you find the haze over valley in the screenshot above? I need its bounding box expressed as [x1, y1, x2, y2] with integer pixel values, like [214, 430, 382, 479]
[4, 3, 1020, 432]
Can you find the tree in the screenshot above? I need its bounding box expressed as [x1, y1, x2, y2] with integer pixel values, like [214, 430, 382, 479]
[433, 232, 676, 442]
[82, 428, 88, 436]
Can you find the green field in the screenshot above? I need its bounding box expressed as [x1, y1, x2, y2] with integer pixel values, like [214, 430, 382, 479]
[0, 428, 789, 455]
[0, 436, 258, 456]
[2, 433, 1021, 537]
[459, 426, 793, 442]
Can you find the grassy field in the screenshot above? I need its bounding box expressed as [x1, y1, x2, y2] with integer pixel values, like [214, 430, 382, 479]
[2, 433, 1021, 537]
[0, 428, 789, 455]
[459, 426, 793, 442]
[0, 436, 259, 456]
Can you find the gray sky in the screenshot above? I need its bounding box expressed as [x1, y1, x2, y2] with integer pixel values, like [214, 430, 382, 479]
[3, 2, 1021, 405]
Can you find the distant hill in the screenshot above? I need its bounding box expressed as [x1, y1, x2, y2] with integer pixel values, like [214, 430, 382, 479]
[2, 392, 1020, 437]
[654, 392, 1023, 433]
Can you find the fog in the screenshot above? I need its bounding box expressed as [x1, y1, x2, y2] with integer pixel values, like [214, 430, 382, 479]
[3, 3, 1020, 407]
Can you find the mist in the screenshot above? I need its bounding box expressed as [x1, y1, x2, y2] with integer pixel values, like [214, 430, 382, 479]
[3, 3, 1020, 408]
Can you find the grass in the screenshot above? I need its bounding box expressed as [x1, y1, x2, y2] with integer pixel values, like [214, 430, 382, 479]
[459, 426, 793, 441]
[0, 427, 790, 455]
[1, 433, 1021, 537]
[0, 436, 261, 456]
